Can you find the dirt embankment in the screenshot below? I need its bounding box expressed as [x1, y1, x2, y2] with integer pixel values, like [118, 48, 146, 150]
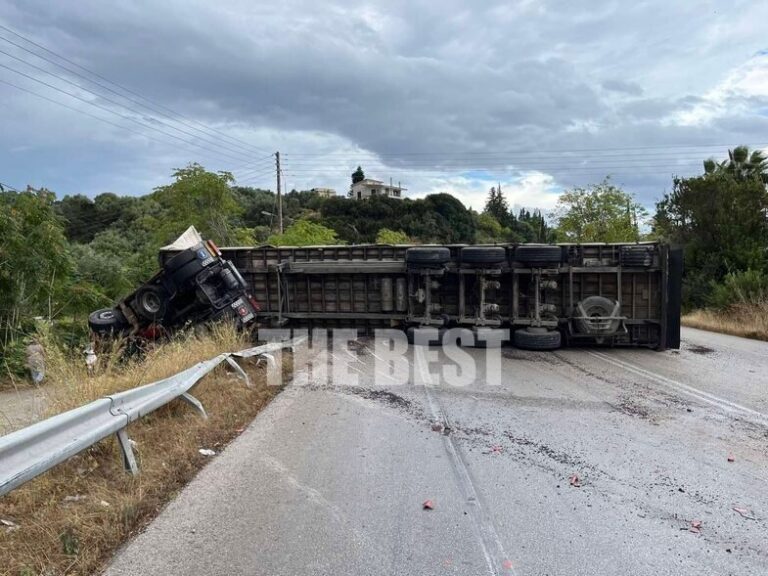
[683, 303, 768, 342]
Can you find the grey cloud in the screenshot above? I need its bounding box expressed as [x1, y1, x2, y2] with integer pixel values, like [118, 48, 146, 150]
[602, 79, 643, 96]
[1, 0, 767, 206]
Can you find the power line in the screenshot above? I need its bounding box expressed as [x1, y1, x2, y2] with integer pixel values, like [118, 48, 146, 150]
[235, 158, 279, 178]
[0, 46, 262, 163]
[0, 179, 20, 192]
[0, 24, 272, 156]
[0, 77, 239, 165]
[278, 162, 704, 174]
[279, 154, 734, 167]
[285, 142, 768, 157]
[0, 60, 257, 166]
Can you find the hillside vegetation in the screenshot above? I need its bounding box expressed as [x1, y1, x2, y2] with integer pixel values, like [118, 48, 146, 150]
[2, 146, 767, 376]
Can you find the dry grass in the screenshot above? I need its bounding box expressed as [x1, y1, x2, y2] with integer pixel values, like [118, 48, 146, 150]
[683, 302, 768, 341]
[0, 325, 292, 576]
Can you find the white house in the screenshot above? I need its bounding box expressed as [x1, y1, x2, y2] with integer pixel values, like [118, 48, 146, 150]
[350, 179, 405, 200]
[311, 187, 336, 198]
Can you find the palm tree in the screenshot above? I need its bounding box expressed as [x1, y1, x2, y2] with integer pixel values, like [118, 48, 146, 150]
[704, 146, 768, 183]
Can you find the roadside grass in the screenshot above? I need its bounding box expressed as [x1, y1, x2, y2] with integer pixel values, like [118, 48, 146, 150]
[0, 325, 292, 576]
[682, 302, 768, 341]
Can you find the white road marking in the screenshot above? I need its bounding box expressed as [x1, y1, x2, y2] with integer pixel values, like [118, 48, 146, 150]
[588, 350, 768, 426]
[420, 380, 517, 576]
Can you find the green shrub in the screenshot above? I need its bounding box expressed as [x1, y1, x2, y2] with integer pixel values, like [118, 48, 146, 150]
[708, 269, 768, 309]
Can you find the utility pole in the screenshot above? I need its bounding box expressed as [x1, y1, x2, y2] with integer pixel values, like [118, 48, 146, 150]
[275, 151, 283, 234]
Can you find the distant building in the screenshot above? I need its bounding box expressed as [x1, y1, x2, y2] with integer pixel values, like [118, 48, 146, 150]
[351, 178, 405, 200]
[311, 187, 336, 198]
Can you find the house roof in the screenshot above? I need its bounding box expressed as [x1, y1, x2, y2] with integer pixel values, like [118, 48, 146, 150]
[353, 178, 406, 190]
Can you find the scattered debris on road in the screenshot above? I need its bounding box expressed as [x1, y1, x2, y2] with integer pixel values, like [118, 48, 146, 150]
[733, 507, 756, 520]
[569, 473, 581, 487]
[727, 454, 735, 462]
[198, 448, 216, 457]
[422, 499, 435, 510]
[483, 444, 503, 455]
[689, 520, 703, 534]
[502, 559, 514, 570]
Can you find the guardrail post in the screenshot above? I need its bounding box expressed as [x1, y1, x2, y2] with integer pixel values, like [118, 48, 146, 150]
[180, 392, 208, 419]
[116, 428, 139, 475]
[225, 356, 251, 388]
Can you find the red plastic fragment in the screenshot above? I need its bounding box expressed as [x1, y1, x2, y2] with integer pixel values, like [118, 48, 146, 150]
[689, 520, 702, 533]
[502, 559, 514, 570]
[569, 473, 581, 487]
[422, 499, 434, 510]
[727, 454, 735, 462]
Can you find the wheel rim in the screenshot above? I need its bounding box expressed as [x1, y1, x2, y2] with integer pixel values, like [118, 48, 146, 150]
[98, 310, 116, 321]
[141, 291, 162, 314]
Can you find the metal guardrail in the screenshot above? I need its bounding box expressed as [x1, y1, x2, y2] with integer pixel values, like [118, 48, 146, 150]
[0, 339, 302, 498]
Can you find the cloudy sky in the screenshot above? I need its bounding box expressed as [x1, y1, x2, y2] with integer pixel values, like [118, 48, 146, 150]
[0, 0, 767, 212]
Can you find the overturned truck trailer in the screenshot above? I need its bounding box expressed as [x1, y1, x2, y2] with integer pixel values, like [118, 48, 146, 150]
[160, 242, 682, 350]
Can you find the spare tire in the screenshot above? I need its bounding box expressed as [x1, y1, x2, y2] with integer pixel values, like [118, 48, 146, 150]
[513, 327, 561, 350]
[406, 247, 451, 268]
[514, 245, 564, 266]
[460, 246, 507, 265]
[574, 296, 621, 335]
[621, 245, 654, 267]
[88, 308, 128, 334]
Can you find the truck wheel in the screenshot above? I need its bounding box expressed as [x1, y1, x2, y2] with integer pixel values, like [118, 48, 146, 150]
[88, 308, 128, 334]
[574, 296, 621, 334]
[406, 247, 451, 268]
[133, 286, 168, 319]
[460, 246, 507, 265]
[513, 245, 564, 266]
[513, 327, 561, 350]
[620, 245, 654, 267]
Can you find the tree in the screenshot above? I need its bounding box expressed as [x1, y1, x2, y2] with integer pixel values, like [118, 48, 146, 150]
[0, 188, 73, 352]
[518, 208, 554, 243]
[266, 219, 340, 246]
[351, 166, 365, 184]
[376, 228, 410, 244]
[484, 185, 511, 227]
[655, 170, 768, 307]
[474, 212, 507, 243]
[553, 179, 646, 242]
[704, 146, 768, 183]
[151, 164, 241, 244]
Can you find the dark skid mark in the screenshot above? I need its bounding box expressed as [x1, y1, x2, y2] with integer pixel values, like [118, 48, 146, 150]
[687, 344, 716, 356]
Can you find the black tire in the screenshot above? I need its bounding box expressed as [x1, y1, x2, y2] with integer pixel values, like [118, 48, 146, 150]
[406, 247, 451, 268]
[170, 259, 206, 290]
[514, 245, 564, 266]
[621, 245, 654, 267]
[460, 246, 507, 265]
[162, 247, 200, 274]
[133, 285, 168, 320]
[513, 327, 561, 350]
[88, 308, 128, 334]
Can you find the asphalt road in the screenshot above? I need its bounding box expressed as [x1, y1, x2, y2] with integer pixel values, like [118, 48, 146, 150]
[106, 327, 768, 575]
